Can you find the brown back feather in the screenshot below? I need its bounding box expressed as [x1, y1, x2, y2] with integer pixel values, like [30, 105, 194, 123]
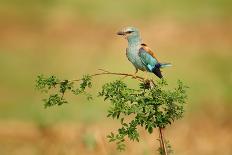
[141, 43, 158, 60]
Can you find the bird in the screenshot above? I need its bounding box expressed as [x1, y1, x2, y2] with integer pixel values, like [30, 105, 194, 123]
[117, 26, 172, 79]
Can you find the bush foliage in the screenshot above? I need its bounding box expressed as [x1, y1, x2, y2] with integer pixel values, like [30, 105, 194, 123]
[36, 73, 188, 154]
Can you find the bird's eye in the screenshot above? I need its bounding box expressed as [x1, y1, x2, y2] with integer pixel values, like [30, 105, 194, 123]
[127, 31, 134, 34]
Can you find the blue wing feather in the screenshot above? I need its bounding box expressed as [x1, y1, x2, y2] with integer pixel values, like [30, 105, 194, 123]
[139, 47, 159, 72]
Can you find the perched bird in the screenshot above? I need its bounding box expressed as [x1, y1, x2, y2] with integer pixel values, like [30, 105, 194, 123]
[117, 26, 172, 79]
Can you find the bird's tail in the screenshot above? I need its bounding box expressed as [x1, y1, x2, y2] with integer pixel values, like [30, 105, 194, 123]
[152, 63, 172, 79]
[152, 67, 163, 79]
[160, 63, 172, 68]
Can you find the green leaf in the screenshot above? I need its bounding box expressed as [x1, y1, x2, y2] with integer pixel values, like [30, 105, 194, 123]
[148, 126, 153, 134]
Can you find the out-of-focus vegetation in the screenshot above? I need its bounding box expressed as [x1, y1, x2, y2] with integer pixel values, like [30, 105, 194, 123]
[0, 0, 232, 155]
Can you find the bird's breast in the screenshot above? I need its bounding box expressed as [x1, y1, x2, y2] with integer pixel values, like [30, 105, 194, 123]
[126, 46, 147, 71]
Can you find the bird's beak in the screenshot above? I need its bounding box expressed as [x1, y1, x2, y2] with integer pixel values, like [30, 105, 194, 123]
[117, 31, 126, 35]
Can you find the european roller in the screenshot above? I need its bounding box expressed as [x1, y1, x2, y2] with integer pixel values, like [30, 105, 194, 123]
[117, 26, 172, 79]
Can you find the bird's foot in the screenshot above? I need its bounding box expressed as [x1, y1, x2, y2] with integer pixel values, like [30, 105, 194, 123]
[132, 69, 139, 79]
[132, 70, 139, 79]
[132, 74, 138, 79]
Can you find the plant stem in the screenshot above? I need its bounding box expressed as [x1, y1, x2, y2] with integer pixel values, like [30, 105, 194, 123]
[159, 127, 168, 155]
[70, 69, 145, 82]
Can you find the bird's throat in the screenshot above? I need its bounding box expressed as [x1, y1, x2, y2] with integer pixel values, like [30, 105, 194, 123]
[127, 36, 141, 47]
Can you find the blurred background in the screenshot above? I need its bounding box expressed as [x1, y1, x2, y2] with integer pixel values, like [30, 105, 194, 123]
[0, 0, 232, 155]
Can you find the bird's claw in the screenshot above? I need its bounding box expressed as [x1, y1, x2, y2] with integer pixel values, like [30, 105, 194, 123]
[132, 74, 137, 79]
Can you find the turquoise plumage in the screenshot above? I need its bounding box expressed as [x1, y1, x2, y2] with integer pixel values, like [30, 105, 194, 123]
[117, 26, 171, 78]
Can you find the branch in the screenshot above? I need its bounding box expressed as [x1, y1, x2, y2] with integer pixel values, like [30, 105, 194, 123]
[159, 127, 168, 155]
[69, 69, 145, 82]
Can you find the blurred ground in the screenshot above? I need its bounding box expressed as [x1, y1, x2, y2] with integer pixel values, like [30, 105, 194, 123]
[0, 0, 232, 155]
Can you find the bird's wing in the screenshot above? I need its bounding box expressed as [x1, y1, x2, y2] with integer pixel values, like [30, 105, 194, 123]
[139, 44, 159, 71]
[141, 43, 158, 60]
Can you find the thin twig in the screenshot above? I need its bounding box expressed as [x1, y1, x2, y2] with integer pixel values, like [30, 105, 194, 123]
[159, 127, 168, 155]
[69, 69, 145, 82]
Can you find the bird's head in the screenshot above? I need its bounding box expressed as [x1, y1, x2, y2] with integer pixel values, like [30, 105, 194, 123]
[117, 27, 141, 43]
